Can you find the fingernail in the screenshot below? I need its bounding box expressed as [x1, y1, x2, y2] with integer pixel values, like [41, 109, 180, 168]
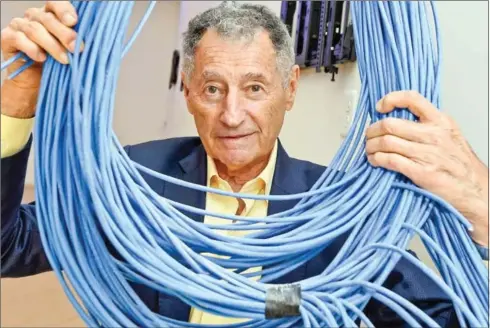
[60, 52, 69, 64]
[63, 13, 77, 26]
[376, 100, 382, 112]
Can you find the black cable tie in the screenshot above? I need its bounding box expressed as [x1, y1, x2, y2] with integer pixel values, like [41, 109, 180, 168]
[265, 283, 301, 319]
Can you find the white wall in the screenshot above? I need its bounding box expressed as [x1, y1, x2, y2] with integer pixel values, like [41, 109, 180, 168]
[436, 1, 488, 165]
[112, 1, 180, 147]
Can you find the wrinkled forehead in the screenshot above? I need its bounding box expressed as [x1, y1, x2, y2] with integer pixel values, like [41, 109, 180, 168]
[192, 29, 279, 81]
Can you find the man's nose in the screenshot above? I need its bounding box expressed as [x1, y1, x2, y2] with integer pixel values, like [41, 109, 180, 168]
[219, 89, 246, 128]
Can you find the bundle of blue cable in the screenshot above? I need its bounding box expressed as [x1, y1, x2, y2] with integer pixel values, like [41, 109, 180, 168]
[2, 1, 488, 327]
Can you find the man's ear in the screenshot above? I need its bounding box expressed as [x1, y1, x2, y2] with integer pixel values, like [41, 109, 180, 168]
[181, 71, 194, 114]
[285, 65, 300, 112]
[181, 71, 190, 98]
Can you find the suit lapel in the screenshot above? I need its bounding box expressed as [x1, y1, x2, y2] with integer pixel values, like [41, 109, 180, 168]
[161, 144, 207, 223]
[155, 144, 208, 320]
[267, 140, 310, 216]
[266, 140, 313, 283]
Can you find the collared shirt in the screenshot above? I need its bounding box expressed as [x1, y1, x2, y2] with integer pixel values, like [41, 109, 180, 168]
[188, 141, 278, 325]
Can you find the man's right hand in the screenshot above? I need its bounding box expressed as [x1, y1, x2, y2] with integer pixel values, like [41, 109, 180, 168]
[1, 1, 82, 118]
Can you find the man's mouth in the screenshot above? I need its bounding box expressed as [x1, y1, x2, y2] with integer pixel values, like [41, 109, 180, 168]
[219, 133, 254, 139]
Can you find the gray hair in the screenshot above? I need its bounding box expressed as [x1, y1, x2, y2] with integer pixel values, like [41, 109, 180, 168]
[182, 1, 295, 88]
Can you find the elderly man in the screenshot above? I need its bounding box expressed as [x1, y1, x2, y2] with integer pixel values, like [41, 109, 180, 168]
[1, 1, 488, 326]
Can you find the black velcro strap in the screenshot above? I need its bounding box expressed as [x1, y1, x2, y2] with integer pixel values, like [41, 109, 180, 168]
[265, 283, 301, 319]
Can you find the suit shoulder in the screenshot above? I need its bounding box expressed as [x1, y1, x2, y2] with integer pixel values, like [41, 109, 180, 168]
[289, 156, 327, 184]
[123, 136, 202, 171]
[125, 136, 201, 156]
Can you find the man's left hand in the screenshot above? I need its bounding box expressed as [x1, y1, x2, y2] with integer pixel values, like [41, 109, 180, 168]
[365, 90, 489, 247]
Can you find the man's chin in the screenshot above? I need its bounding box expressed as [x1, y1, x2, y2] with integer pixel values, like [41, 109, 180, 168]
[217, 149, 255, 170]
[223, 155, 253, 168]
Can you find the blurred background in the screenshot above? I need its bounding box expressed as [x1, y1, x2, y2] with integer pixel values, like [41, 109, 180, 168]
[1, 1, 488, 326]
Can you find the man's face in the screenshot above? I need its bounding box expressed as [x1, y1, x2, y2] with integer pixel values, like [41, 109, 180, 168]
[182, 29, 299, 171]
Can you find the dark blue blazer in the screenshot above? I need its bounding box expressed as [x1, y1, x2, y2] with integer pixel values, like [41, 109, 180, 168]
[1, 137, 458, 327]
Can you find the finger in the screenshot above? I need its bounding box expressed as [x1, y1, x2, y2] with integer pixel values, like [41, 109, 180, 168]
[26, 9, 81, 52]
[1, 26, 46, 62]
[12, 18, 68, 64]
[14, 31, 48, 62]
[367, 152, 420, 181]
[376, 90, 442, 123]
[366, 117, 440, 144]
[366, 135, 427, 158]
[44, 1, 78, 26]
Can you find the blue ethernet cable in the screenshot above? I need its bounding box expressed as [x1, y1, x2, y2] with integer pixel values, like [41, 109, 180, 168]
[1, 1, 487, 327]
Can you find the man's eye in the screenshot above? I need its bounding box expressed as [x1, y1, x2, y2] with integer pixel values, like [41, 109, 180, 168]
[207, 86, 218, 94]
[250, 85, 262, 92]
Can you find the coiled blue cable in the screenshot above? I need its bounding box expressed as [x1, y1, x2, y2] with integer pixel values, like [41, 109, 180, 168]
[2, 1, 488, 327]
